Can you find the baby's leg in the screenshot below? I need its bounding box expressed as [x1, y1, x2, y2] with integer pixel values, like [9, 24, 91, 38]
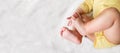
[69, 13, 95, 42]
[71, 14, 95, 42]
[60, 12, 93, 43]
[72, 8, 120, 44]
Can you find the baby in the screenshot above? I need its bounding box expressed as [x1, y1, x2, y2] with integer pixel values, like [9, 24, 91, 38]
[60, 0, 120, 48]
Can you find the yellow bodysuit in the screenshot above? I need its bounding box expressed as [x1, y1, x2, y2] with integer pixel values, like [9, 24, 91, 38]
[80, 0, 120, 48]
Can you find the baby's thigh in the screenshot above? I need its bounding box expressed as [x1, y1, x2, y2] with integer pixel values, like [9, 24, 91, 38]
[104, 8, 120, 44]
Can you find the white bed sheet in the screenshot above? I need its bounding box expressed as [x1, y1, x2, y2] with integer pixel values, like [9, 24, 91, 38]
[0, 0, 120, 53]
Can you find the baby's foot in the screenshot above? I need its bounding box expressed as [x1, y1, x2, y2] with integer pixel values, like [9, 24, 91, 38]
[71, 13, 87, 36]
[60, 27, 82, 44]
[67, 17, 72, 26]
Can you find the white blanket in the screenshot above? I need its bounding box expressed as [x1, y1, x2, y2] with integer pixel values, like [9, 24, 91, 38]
[0, 0, 120, 53]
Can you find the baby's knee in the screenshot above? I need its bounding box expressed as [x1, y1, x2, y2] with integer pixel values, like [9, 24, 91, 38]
[107, 7, 120, 20]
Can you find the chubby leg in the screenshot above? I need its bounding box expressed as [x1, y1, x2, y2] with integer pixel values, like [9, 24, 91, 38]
[60, 12, 93, 44]
[72, 13, 95, 41]
[72, 8, 120, 44]
[69, 13, 95, 42]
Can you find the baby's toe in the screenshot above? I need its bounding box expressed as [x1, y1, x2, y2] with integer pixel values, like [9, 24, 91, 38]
[60, 27, 67, 36]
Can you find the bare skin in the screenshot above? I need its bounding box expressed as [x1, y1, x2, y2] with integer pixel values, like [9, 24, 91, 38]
[60, 12, 93, 43]
[60, 7, 120, 45]
[60, 6, 95, 43]
[83, 8, 120, 44]
[60, 27, 82, 44]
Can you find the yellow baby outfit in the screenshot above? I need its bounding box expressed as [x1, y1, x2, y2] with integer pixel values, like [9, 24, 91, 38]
[80, 0, 120, 48]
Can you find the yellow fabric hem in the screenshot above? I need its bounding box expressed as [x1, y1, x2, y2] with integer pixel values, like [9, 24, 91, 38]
[94, 32, 116, 48]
